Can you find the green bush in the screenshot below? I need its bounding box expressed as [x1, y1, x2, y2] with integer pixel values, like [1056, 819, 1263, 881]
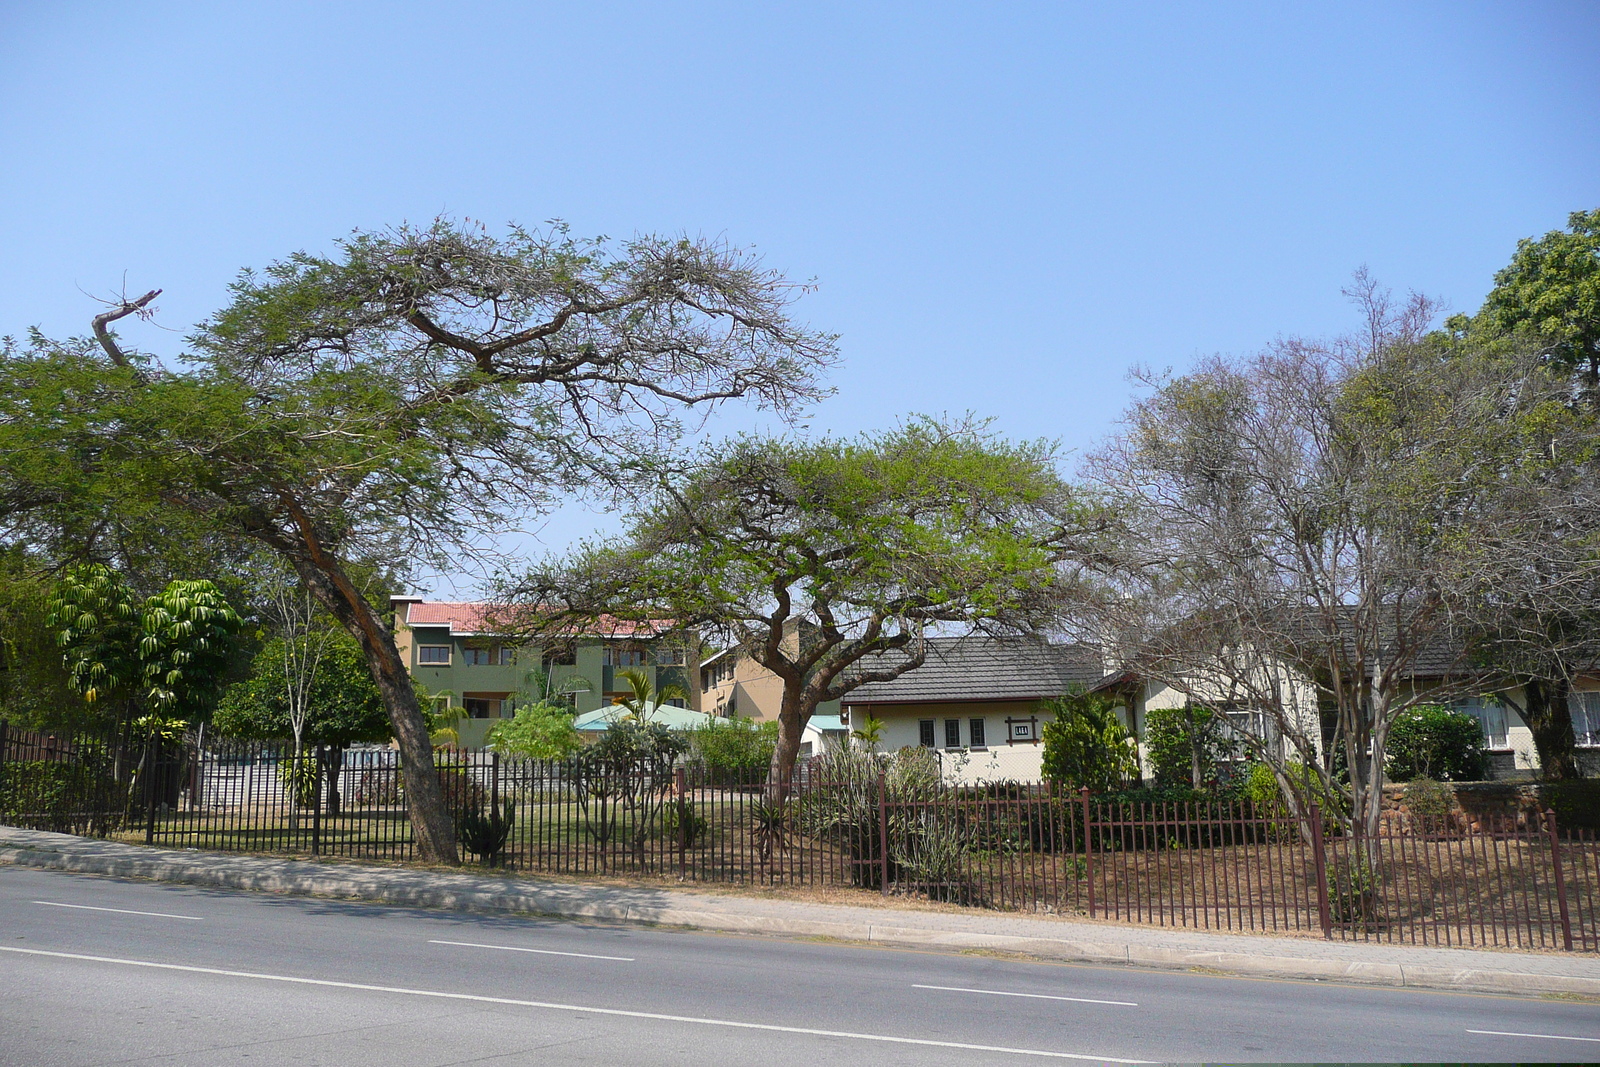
[487, 701, 583, 761]
[1144, 704, 1234, 789]
[1040, 692, 1138, 792]
[456, 798, 514, 864]
[1402, 777, 1455, 820]
[661, 800, 708, 848]
[690, 717, 778, 776]
[0, 758, 128, 835]
[1385, 705, 1489, 782]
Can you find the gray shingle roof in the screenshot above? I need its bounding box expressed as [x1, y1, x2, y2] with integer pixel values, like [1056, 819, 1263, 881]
[844, 636, 1105, 705]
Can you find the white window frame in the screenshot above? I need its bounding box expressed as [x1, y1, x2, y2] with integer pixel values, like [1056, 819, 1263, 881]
[418, 645, 451, 665]
[1569, 691, 1600, 748]
[1455, 696, 1509, 750]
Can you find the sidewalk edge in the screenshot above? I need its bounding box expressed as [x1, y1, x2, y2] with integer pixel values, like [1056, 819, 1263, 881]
[4, 843, 1595, 999]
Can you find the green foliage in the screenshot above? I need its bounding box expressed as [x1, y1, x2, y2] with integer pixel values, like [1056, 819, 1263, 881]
[1143, 704, 1233, 790]
[47, 564, 142, 708]
[1402, 777, 1455, 820]
[1385, 705, 1489, 782]
[0, 551, 87, 729]
[850, 714, 885, 751]
[1244, 762, 1281, 812]
[278, 754, 319, 808]
[511, 417, 1105, 792]
[137, 579, 244, 722]
[214, 633, 390, 747]
[0, 757, 128, 835]
[661, 800, 708, 848]
[588, 716, 691, 768]
[1473, 208, 1600, 396]
[46, 564, 243, 728]
[690, 717, 778, 775]
[487, 701, 583, 761]
[456, 799, 514, 864]
[1039, 691, 1137, 793]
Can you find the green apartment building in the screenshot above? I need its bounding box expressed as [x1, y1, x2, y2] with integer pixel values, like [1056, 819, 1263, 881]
[392, 597, 701, 749]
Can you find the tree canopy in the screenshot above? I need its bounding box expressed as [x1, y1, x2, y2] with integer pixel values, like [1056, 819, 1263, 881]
[506, 417, 1109, 797]
[0, 219, 836, 863]
[214, 633, 390, 749]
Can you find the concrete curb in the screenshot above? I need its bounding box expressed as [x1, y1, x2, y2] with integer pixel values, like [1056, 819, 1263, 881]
[4, 842, 1597, 999]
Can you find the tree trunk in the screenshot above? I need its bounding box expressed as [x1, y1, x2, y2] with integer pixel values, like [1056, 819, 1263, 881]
[1523, 677, 1580, 782]
[321, 745, 345, 816]
[764, 685, 810, 806]
[271, 539, 458, 864]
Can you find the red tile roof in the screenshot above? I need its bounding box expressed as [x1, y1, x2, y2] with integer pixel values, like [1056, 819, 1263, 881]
[398, 600, 673, 638]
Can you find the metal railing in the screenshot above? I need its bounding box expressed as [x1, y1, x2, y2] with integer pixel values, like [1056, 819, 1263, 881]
[2, 721, 1594, 951]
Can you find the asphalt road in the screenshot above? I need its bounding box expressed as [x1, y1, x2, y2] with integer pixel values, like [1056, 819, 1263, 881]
[2, 867, 1597, 1066]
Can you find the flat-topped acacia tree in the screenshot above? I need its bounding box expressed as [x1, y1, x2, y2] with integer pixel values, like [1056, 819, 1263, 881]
[0, 221, 836, 862]
[506, 418, 1110, 802]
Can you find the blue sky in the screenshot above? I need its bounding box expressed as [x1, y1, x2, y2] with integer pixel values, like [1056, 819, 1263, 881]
[2, 2, 1596, 590]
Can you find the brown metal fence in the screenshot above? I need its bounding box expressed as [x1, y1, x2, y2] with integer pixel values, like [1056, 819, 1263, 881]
[2, 721, 1595, 951]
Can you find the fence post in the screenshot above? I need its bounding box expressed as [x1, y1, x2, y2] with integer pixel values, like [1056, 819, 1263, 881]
[1544, 808, 1574, 951]
[1309, 802, 1332, 939]
[144, 736, 158, 846]
[311, 745, 323, 857]
[1080, 787, 1095, 919]
[878, 768, 890, 897]
[675, 765, 688, 880]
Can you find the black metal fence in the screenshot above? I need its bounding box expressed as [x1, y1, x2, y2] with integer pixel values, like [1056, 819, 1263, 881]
[2, 722, 1595, 951]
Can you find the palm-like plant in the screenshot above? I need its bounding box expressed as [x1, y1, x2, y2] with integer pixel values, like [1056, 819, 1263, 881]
[613, 667, 689, 722]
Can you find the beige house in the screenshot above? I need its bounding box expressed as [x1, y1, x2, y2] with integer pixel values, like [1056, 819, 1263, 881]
[842, 635, 1107, 784]
[698, 622, 845, 756]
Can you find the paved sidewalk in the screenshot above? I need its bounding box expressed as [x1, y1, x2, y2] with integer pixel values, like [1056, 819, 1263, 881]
[4, 825, 1596, 998]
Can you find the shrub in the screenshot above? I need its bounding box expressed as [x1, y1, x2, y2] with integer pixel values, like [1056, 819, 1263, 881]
[1402, 776, 1454, 820]
[0, 758, 128, 835]
[487, 702, 583, 761]
[661, 800, 708, 848]
[1144, 704, 1234, 789]
[1039, 692, 1138, 792]
[1386, 705, 1489, 782]
[690, 717, 778, 777]
[455, 798, 514, 865]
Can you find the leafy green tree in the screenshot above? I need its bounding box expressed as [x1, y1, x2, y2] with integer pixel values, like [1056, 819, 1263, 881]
[509, 418, 1108, 802]
[1039, 691, 1138, 793]
[1471, 208, 1600, 403]
[690, 717, 778, 776]
[214, 633, 391, 814]
[487, 702, 583, 761]
[1143, 704, 1233, 789]
[0, 220, 834, 863]
[0, 549, 81, 730]
[1384, 705, 1490, 783]
[47, 564, 243, 732]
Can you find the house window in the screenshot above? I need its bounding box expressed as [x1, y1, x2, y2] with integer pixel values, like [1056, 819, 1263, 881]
[463, 698, 505, 719]
[654, 644, 686, 666]
[497, 647, 515, 666]
[544, 643, 576, 667]
[918, 719, 936, 748]
[418, 646, 451, 665]
[1456, 697, 1508, 749]
[969, 718, 987, 749]
[1571, 692, 1600, 747]
[604, 644, 647, 667]
[944, 719, 962, 749]
[464, 648, 492, 666]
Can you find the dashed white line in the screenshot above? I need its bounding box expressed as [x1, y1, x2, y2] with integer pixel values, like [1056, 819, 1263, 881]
[1468, 1029, 1600, 1044]
[914, 984, 1138, 1007]
[428, 939, 634, 962]
[0, 946, 1153, 1062]
[32, 900, 203, 921]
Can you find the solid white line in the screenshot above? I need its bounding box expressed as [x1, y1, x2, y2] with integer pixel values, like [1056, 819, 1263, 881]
[32, 901, 203, 921]
[914, 984, 1138, 1007]
[428, 939, 634, 962]
[1468, 1029, 1600, 1044]
[0, 946, 1152, 1062]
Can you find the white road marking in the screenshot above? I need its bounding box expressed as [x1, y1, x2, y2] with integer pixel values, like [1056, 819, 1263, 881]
[428, 939, 634, 962]
[0, 946, 1152, 1062]
[914, 984, 1138, 1007]
[32, 900, 203, 921]
[1468, 1029, 1600, 1044]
